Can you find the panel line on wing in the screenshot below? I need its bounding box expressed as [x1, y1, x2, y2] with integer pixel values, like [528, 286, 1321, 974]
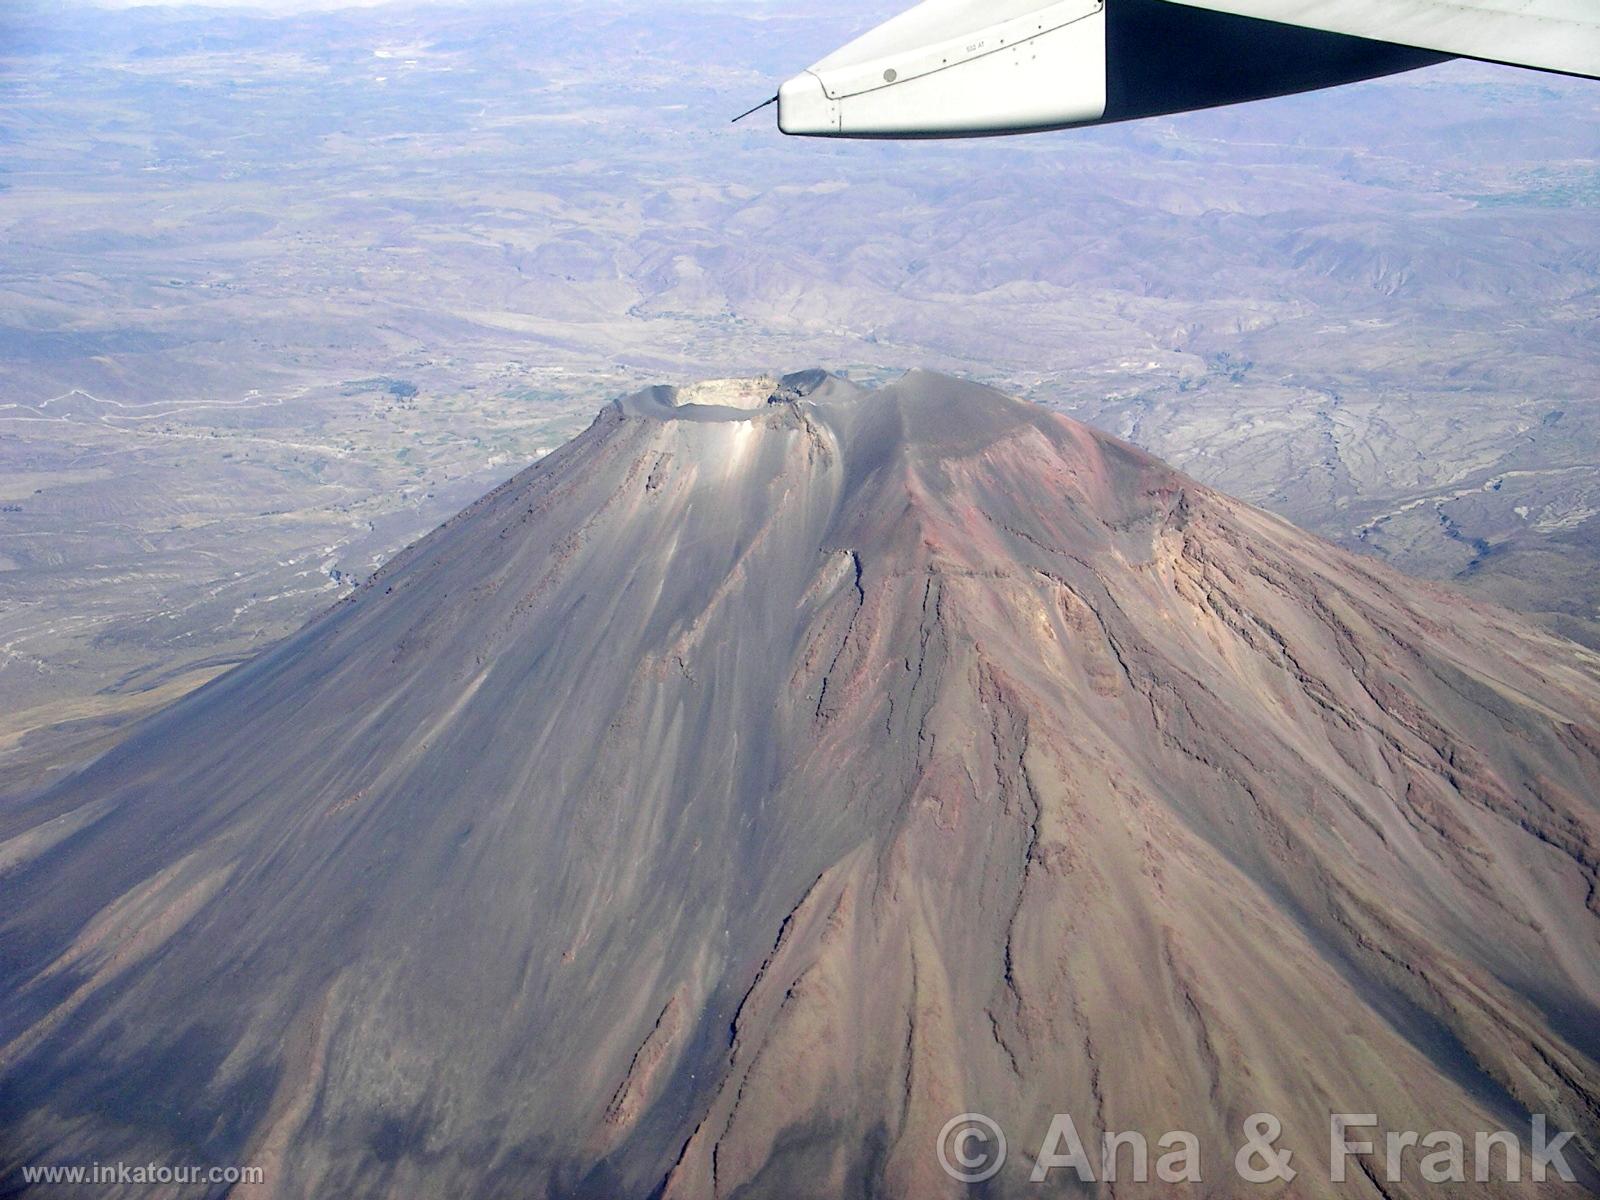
[813, 0, 1103, 100]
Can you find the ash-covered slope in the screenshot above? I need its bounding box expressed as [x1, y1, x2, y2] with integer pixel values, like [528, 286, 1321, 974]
[3, 371, 1599, 1199]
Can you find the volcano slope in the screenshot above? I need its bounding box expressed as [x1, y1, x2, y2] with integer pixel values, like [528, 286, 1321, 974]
[2, 371, 1599, 1199]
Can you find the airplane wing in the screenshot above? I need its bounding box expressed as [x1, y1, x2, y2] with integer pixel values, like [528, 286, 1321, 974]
[775, 0, 1599, 138]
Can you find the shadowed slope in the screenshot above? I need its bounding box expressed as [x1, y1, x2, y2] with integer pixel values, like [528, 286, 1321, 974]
[2, 371, 1598, 1198]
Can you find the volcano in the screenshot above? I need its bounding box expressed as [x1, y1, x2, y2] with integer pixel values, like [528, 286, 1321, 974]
[2, 371, 1598, 1199]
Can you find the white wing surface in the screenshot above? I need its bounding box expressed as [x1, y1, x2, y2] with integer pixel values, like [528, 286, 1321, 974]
[778, 0, 1109, 137]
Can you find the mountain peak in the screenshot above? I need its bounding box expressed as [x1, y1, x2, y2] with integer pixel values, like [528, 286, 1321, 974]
[603, 368, 1171, 564]
[3, 372, 1597, 1199]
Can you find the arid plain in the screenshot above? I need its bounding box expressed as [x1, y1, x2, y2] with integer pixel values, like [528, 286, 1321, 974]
[1, 0, 1597, 790]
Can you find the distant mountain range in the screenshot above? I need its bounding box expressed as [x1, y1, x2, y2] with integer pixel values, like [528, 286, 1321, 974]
[2, 371, 1596, 1197]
